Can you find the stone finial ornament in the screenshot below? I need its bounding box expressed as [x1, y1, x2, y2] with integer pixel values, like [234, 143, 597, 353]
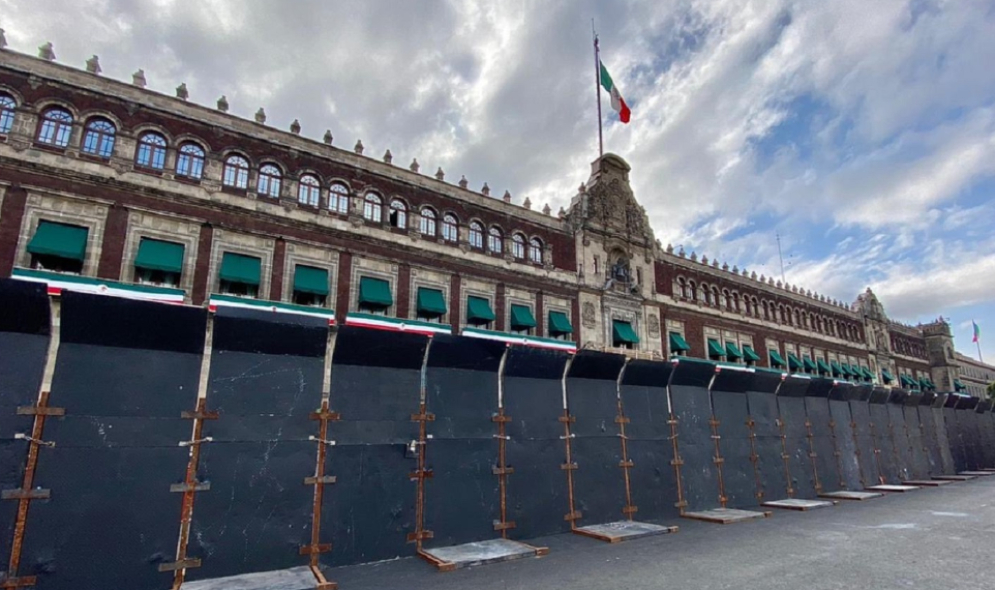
[558, 206, 566, 218]
[542, 203, 551, 215]
[481, 182, 490, 196]
[701, 255, 708, 265]
[750, 271, 757, 279]
[0, 29, 7, 50]
[578, 183, 586, 193]
[290, 119, 301, 135]
[712, 259, 719, 268]
[409, 158, 419, 172]
[760, 274, 766, 282]
[503, 190, 512, 203]
[132, 69, 147, 88]
[732, 265, 738, 273]
[678, 246, 685, 258]
[254, 108, 266, 123]
[354, 140, 364, 154]
[217, 95, 229, 112]
[383, 150, 392, 164]
[722, 262, 729, 271]
[86, 55, 101, 74]
[176, 83, 189, 100]
[690, 252, 697, 262]
[38, 42, 55, 61]
[435, 167, 445, 181]
[323, 130, 333, 145]
[458, 175, 468, 189]
[523, 197, 532, 210]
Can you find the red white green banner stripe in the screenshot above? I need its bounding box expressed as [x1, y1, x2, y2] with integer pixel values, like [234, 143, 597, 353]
[345, 313, 450, 336]
[462, 327, 577, 352]
[12, 268, 185, 303]
[600, 61, 630, 123]
[209, 294, 335, 324]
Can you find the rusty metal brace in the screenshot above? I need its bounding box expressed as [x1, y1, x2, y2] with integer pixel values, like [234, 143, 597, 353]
[13, 433, 54, 448]
[179, 436, 213, 448]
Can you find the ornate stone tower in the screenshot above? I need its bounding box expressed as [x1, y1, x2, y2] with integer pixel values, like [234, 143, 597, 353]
[566, 153, 661, 355]
[921, 318, 957, 391]
[854, 288, 893, 382]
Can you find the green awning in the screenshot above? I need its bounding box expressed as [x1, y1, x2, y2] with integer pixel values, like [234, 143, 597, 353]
[817, 359, 832, 375]
[707, 339, 725, 358]
[900, 374, 915, 388]
[612, 320, 639, 344]
[926, 378, 936, 389]
[548, 311, 573, 335]
[27, 221, 88, 261]
[293, 265, 328, 296]
[787, 353, 803, 371]
[742, 345, 762, 363]
[416, 287, 447, 316]
[918, 377, 930, 390]
[840, 363, 854, 377]
[466, 296, 495, 323]
[219, 252, 261, 285]
[881, 369, 894, 384]
[954, 379, 966, 392]
[803, 357, 817, 372]
[135, 238, 184, 273]
[509, 304, 537, 330]
[769, 350, 786, 368]
[358, 276, 393, 308]
[860, 367, 874, 380]
[830, 360, 843, 377]
[669, 332, 691, 353]
[725, 342, 742, 360]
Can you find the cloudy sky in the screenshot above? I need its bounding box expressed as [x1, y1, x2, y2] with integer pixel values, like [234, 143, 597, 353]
[4, 0, 994, 359]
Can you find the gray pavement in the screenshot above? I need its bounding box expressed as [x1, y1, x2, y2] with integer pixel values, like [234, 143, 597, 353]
[326, 477, 995, 589]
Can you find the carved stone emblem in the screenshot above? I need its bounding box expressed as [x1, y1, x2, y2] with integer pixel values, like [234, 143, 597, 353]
[647, 314, 660, 338]
[582, 301, 597, 328]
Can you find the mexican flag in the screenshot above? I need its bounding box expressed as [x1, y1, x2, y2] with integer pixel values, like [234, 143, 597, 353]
[973, 320, 981, 343]
[599, 60, 630, 123]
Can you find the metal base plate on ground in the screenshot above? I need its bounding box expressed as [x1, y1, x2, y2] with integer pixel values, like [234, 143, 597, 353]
[959, 471, 994, 476]
[762, 498, 836, 511]
[182, 566, 319, 590]
[683, 508, 771, 524]
[866, 484, 919, 492]
[933, 475, 975, 481]
[420, 538, 544, 571]
[902, 479, 951, 487]
[819, 490, 884, 501]
[574, 521, 679, 543]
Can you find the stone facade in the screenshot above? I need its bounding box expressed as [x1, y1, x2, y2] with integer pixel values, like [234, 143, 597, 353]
[0, 46, 990, 389]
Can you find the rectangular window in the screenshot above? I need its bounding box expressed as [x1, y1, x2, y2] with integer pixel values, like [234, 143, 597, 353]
[509, 304, 536, 335]
[358, 276, 393, 314]
[134, 237, 184, 288]
[466, 295, 496, 328]
[612, 320, 639, 349]
[293, 265, 329, 307]
[416, 287, 447, 322]
[218, 252, 261, 298]
[27, 220, 89, 274]
[548, 310, 574, 341]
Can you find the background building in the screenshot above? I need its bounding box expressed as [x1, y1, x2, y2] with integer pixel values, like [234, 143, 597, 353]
[0, 45, 992, 391]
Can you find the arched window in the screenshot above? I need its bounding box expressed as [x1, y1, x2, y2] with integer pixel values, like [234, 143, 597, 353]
[442, 214, 458, 243]
[135, 132, 167, 169]
[792, 309, 800, 326]
[298, 174, 320, 207]
[419, 207, 437, 236]
[363, 192, 382, 222]
[529, 237, 543, 264]
[256, 164, 282, 198]
[721, 289, 730, 310]
[175, 142, 205, 179]
[778, 306, 786, 323]
[732, 292, 741, 312]
[703, 284, 712, 305]
[81, 118, 116, 158]
[37, 107, 74, 147]
[389, 199, 407, 228]
[752, 297, 759, 317]
[688, 281, 698, 301]
[0, 93, 15, 134]
[487, 226, 503, 254]
[328, 182, 350, 214]
[223, 154, 250, 189]
[677, 278, 687, 299]
[469, 221, 484, 249]
[511, 233, 526, 259]
[763, 302, 771, 321]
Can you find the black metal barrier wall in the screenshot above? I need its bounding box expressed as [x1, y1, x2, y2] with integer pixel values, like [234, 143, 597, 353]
[744, 370, 790, 501]
[901, 393, 929, 481]
[804, 379, 842, 494]
[916, 393, 943, 477]
[709, 367, 759, 508]
[849, 385, 881, 487]
[777, 376, 819, 498]
[668, 359, 721, 512]
[868, 388, 901, 484]
[828, 383, 863, 490]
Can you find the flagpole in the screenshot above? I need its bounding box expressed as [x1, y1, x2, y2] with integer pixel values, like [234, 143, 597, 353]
[975, 320, 984, 363]
[593, 21, 603, 158]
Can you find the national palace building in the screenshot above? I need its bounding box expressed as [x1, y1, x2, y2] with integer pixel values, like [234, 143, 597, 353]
[0, 42, 991, 395]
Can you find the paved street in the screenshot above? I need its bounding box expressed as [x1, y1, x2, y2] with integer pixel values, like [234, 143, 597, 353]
[327, 478, 995, 590]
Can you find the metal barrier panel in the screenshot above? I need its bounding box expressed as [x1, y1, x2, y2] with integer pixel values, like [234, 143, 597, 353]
[745, 371, 790, 501]
[848, 386, 880, 488]
[668, 359, 720, 511]
[828, 384, 862, 490]
[932, 395, 956, 475]
[916, 393, 942, 477]
[186, 308, 328, 580]
[565, 351, 627, 526]
[501, 346, 571, 540]
[0, 280, 50, 565]
[868, 388, 901, 484]
[901, 395, 929, 481]
[956, 397, 982, 470]
[618, 360, 681, 523]
[321, 327, 427, 567]
[976, 402, 995, 469]
[805, 378, 842, 493]
[709, 368, 758, 508]
[423, 335, 504, 549]
[777, 376, 818, 498]
[20, 291, 206, 590]
[886, 391, 914, 482]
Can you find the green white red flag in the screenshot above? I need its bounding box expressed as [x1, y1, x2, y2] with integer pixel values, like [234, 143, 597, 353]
[599, 61, 630, 123]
